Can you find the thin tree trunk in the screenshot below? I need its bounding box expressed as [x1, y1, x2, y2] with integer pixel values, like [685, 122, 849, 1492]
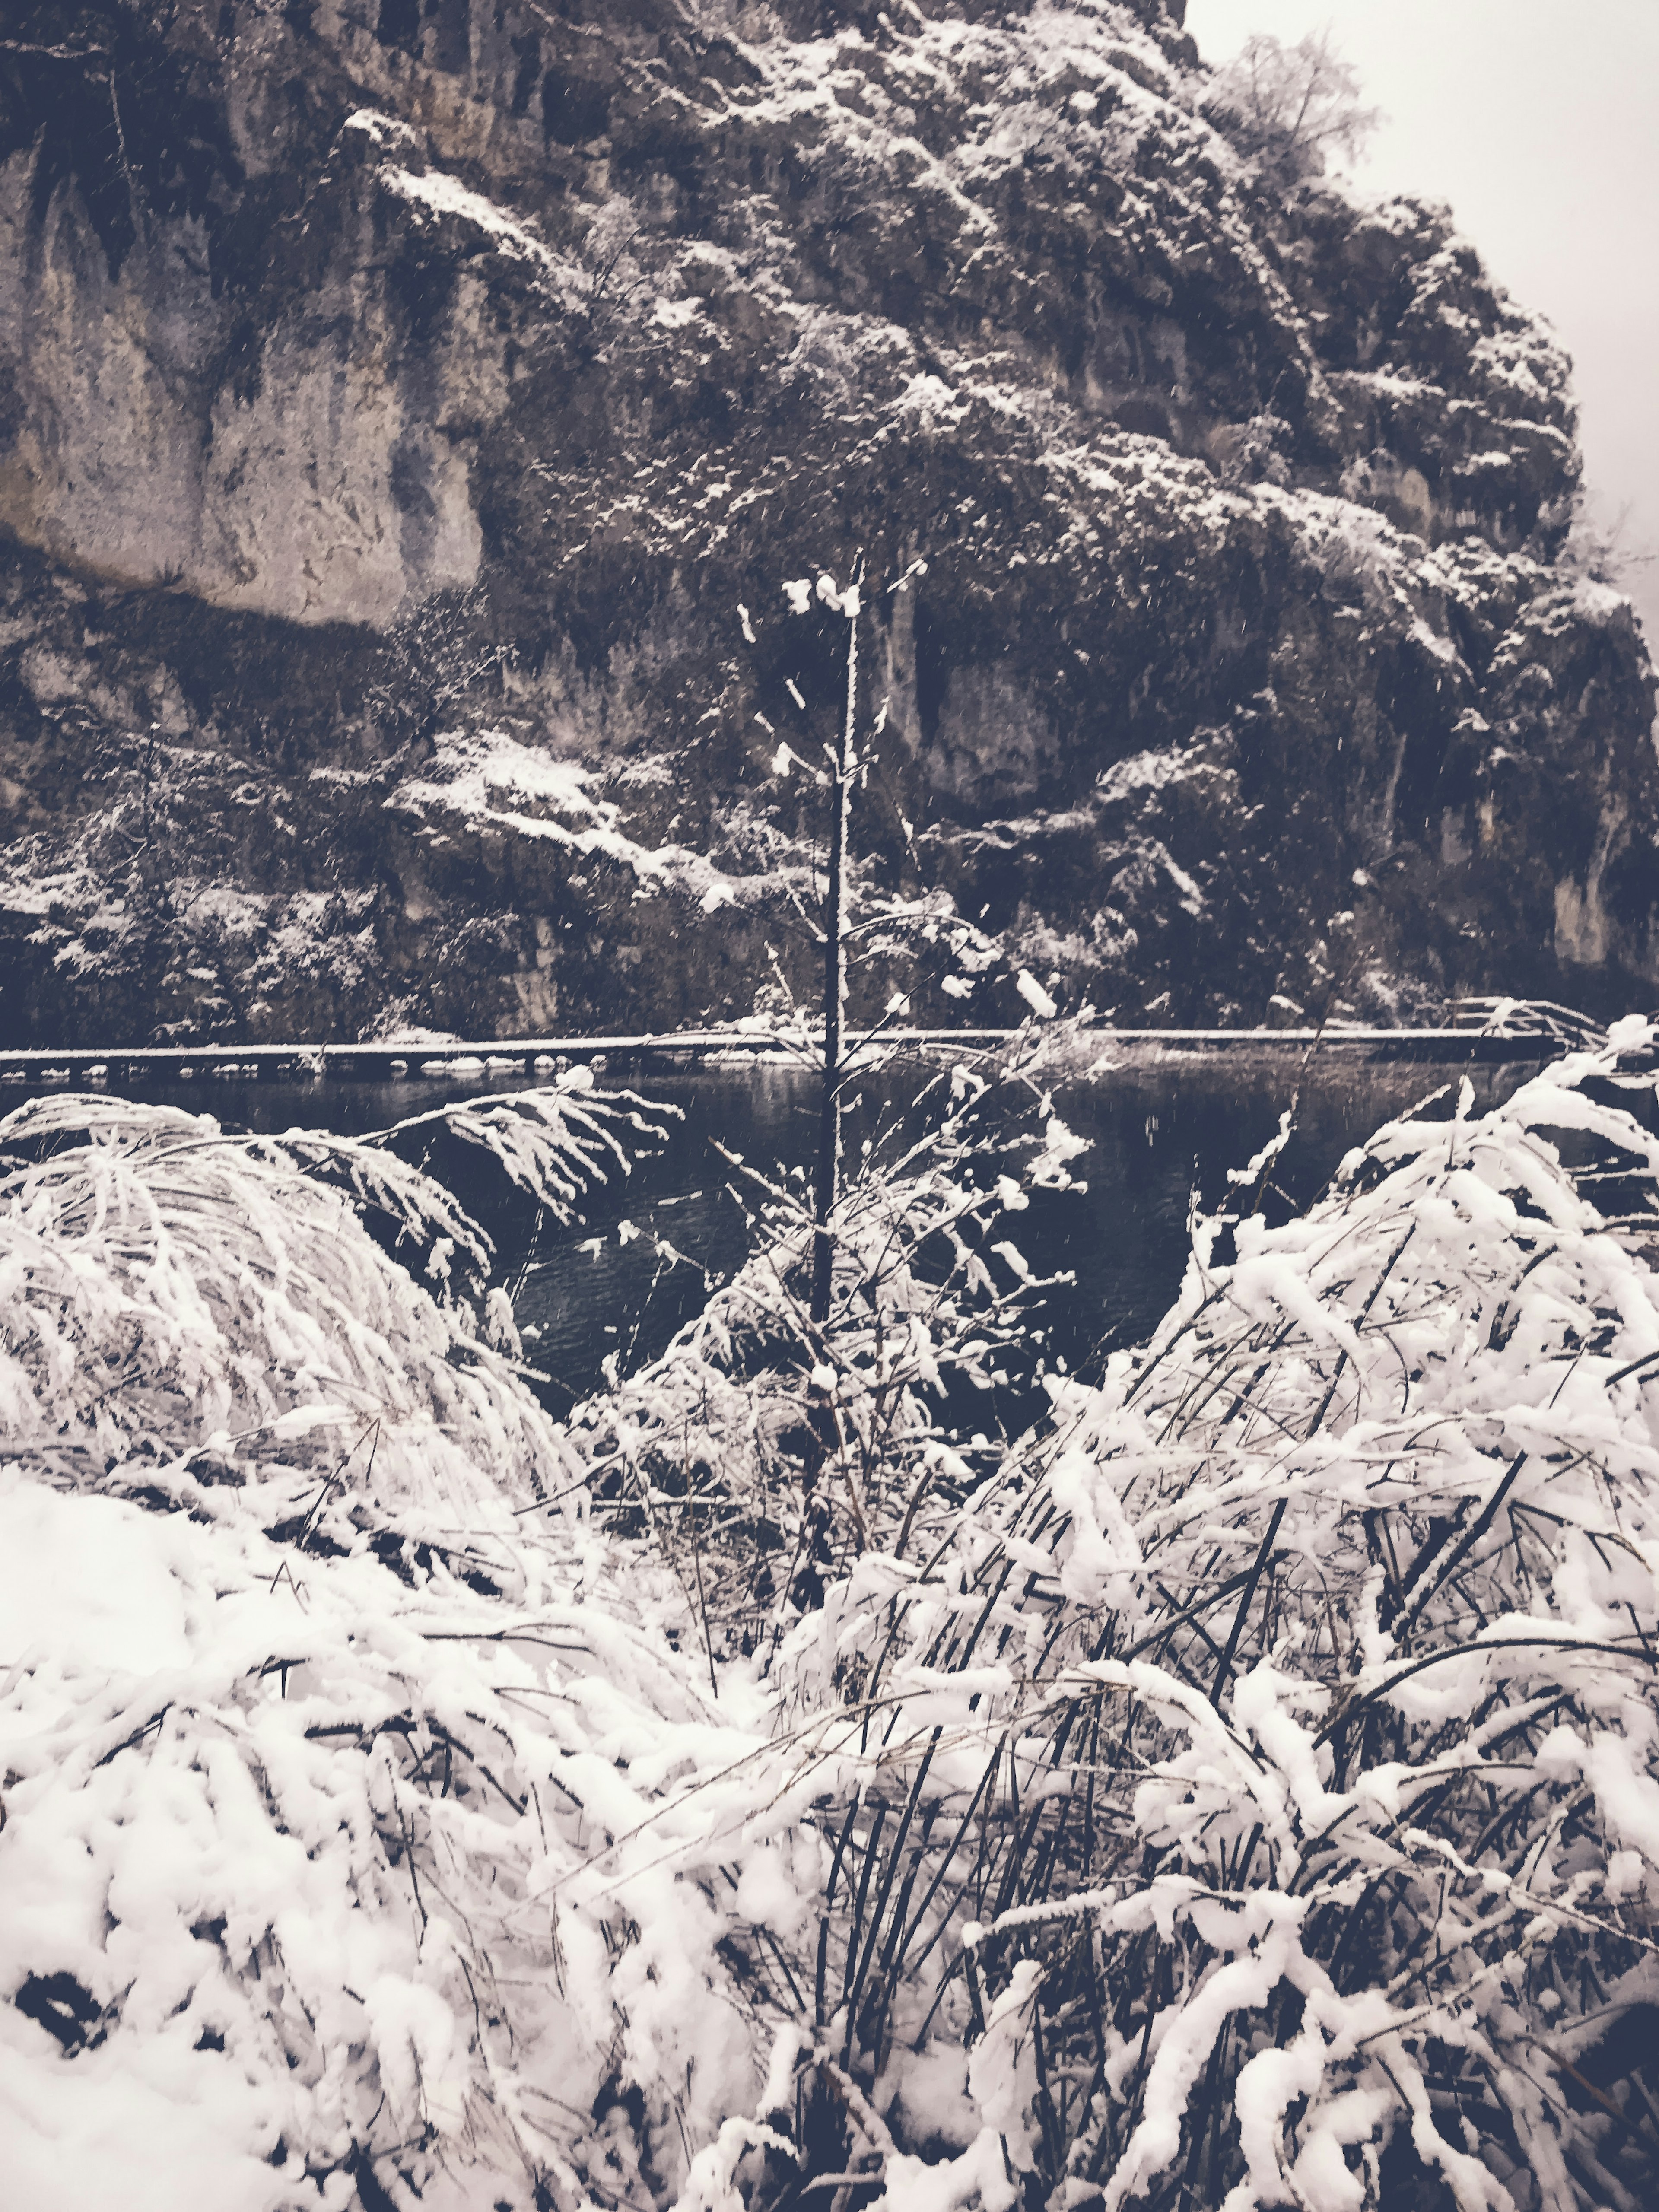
[811, 581, 859, 1324]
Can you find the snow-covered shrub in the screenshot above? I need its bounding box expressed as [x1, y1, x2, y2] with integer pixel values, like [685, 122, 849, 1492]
[18, 1023, 1659, 2212]
[561, 1043, 1085, 1668]
[748, 1027, 1659, 2212]
[0, 1475, 773, 2212]
[0, 1082, 785, 2211]
[0, 1079, 670, 1567]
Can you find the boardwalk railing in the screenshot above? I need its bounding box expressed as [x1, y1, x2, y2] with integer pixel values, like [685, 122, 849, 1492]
[0, 1024, 1585, 1086]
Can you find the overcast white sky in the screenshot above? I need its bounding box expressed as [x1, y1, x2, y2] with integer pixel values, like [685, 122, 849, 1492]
[1183, 0, 1659, 647]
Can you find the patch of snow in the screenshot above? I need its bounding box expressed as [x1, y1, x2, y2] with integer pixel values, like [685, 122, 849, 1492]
[1015, 970, 1057, 1018]
[382, 163, 554, 270]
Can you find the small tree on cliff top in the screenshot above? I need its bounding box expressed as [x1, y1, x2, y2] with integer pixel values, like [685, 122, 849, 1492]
[1208, 29, 1381, 186]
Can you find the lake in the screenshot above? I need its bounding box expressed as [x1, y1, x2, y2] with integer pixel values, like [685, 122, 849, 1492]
[1, 1039, 1551, 1408]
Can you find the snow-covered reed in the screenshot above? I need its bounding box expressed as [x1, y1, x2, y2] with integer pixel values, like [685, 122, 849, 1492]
[0, 1074, 673, 1542]
[10, 1029, 1659, 2212]
[763, 1021, 1659, 2212]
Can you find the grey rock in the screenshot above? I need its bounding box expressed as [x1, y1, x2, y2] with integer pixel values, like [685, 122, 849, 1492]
[0, 0, 1653, 1044]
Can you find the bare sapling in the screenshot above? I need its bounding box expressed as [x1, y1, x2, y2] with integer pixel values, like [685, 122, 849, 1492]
[811, 556, 862, 1325]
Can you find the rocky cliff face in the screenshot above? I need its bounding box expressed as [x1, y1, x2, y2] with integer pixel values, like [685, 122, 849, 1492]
[0, 0, 1653, 1044]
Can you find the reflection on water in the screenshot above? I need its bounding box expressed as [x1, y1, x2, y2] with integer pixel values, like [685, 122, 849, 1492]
[12, 1049, 1547, 1408]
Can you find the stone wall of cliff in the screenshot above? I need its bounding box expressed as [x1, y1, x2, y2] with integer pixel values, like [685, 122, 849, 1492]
[0, 0, 1653, 1044]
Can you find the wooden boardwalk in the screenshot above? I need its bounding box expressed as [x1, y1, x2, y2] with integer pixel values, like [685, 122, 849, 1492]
[0, 1025, 1576, 1086]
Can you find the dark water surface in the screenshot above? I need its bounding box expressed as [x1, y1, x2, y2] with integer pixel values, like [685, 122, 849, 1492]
[6, 1047, 1547, 1408]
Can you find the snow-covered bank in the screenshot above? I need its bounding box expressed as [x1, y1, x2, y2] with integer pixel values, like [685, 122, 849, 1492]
[0, 1081, 771, 2209]
[6, 1033, 1659, 2209]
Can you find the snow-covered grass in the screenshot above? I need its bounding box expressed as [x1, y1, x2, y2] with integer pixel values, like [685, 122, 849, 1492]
[766, 1022, 1659, 2212]
[8, 1032, 1659, 2209]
